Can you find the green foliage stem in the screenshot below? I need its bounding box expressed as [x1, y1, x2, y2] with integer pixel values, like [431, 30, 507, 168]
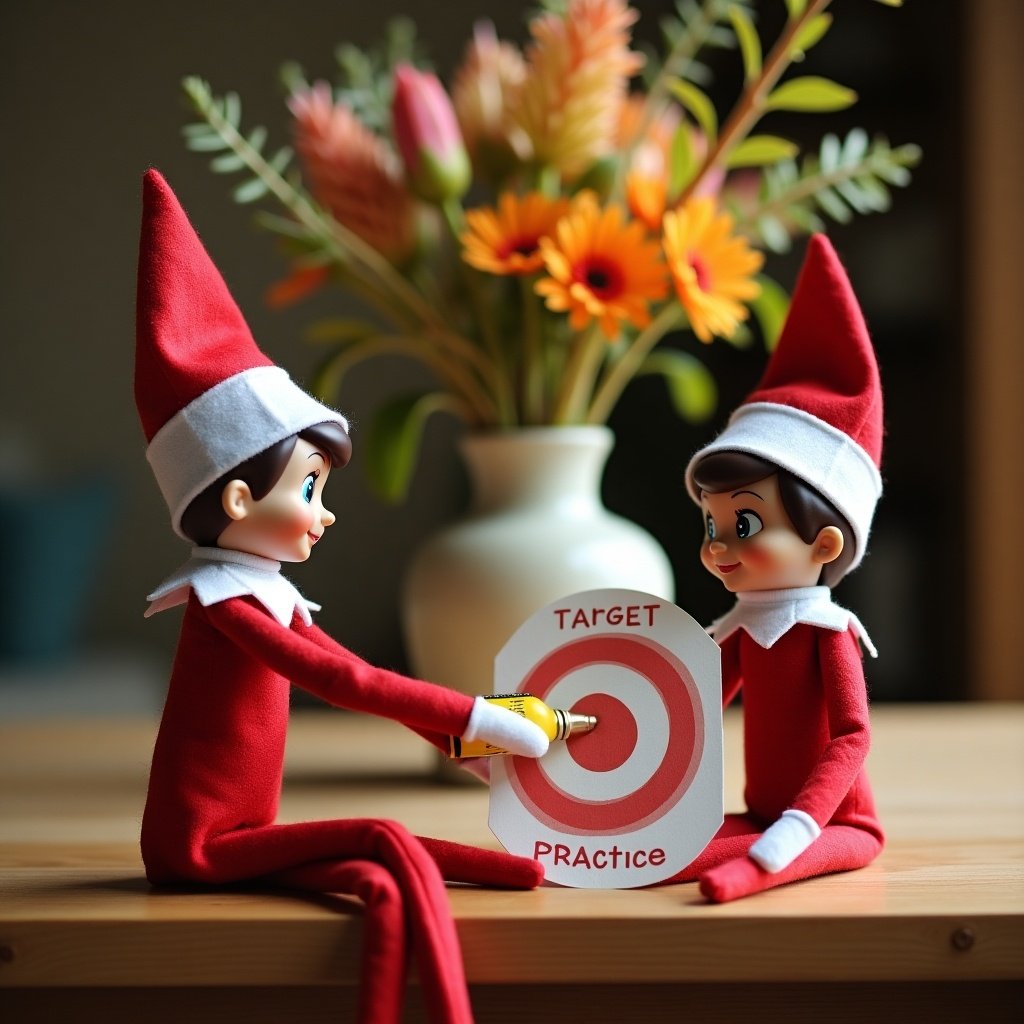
[679, 0, 835, 202]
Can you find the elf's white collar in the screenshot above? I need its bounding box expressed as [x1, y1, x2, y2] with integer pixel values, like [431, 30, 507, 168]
[707, 585, 876, 657]
[145, 546, 320, 627]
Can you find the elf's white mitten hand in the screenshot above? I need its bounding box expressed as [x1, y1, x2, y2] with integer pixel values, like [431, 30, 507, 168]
[748, 809, 821, 873]
[463, 696, 549, 758]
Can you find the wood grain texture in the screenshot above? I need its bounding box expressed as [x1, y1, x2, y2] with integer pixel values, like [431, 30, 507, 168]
[0, 704, 1021, 1012]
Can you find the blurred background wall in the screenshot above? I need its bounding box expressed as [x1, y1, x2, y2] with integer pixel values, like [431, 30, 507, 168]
[1, 0, 1019, 713]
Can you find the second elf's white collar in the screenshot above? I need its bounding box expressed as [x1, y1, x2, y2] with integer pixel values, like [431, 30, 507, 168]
[707, 585, 876, 657]
[145, 546, 320, 627]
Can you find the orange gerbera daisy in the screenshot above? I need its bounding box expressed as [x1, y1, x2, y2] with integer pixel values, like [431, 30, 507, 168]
[662, 197, 764, 343]
[461, 192, 570, 275]
[536, 192, 668, 340]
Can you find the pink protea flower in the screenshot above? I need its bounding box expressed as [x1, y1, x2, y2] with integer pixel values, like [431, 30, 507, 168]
[451, 21, 531, 182]
[392, 64, 471, 204]
[516, 0, 645, 180]
[289, 82, 417, 266]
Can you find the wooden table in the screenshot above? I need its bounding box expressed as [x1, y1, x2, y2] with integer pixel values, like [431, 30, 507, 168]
[1, 703, 1021, 1022]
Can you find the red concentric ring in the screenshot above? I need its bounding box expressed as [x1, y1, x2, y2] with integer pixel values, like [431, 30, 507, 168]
[506, 634, 704, 836]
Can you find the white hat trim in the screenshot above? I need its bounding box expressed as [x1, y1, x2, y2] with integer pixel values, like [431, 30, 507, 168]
[684, 402, 882, 573]
[146, 365, 348, 539]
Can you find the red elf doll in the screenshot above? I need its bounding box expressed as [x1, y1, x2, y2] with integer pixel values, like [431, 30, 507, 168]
[669, 234, 885, 902]
[134, 169, 549, 1024]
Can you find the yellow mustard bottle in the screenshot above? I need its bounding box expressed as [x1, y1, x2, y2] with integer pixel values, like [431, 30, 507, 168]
[448, 693, 597, 758]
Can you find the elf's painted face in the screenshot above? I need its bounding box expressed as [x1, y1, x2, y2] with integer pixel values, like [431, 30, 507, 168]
[218, 438, 336, 562]
[699, 474, 840, 593]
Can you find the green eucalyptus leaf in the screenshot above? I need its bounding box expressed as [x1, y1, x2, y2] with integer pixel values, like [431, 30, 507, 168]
[756, 214, 792, 253]
[222, 92, 242, 129]
[765, 77, 857, 113]
[211, 151, 247, 173]
[841, 127, 869, 165]
[706, 25, 737, 48]
[786, 204, 825, 235]
[182, 123, 218, 139]
[784, 0, 808, 17]
[815, 186, 853, 223]
[637, 350, 717, 424]
[668, 124, 696, 199]
[186, 133, 229, 153]
[726, 135, 798, 168]
[267, 147, 293, 174]
[728, 4, 762, 82]
[856, 175, 892, 210]
[819, 132, 841, 172]
[365, 392, 458, 503]
[790, 13, 832, 58]
[875, 161, 911, 187]
[666, 77, 718, 145]
[748, 275, 790, 350]
[233, 176, 270, 204]
[182, 76, 209, 104]
[247, 126, 268, 153]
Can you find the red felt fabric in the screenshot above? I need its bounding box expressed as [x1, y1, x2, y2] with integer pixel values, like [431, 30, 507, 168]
[141, 594, 542, 1021]
[744, 234, 883, 467]
[135, 170, 274, 440]
[664, 623, 883, 901]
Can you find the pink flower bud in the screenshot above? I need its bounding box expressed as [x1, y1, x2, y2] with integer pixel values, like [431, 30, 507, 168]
[392, 64, 471, 204]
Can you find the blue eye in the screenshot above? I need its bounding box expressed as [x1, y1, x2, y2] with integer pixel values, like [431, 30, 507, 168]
[302, 473, 317, 504]
[735, 509, 763, 539]
[705, 513, 716, 540]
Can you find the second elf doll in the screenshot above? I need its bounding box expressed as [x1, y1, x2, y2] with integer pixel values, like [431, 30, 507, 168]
[667, 234, 886, 902]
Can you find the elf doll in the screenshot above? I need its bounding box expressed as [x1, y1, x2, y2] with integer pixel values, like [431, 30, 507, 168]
[134, 169, 549, 1024]
[668, 234, 885, 902]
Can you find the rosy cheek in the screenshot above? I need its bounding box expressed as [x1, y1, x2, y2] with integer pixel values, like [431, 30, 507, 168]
[271, 503, 315, 539]
[738, 539, 775, 570]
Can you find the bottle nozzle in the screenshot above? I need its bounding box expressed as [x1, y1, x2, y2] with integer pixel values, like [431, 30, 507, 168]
[553, 709, 598, 740]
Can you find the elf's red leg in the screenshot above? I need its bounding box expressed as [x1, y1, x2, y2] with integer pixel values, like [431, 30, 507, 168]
[205, 819, 474, 1024]
[660, 813, 764, 884]
[274, 859, 408, 1024]
[416, 835, 543, 889]
[698, 824, 883, 903]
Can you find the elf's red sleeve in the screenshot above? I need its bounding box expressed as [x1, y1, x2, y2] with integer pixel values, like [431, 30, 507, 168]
[294, 613, 452, 752]
[788, 627, 873, 829]
[205, 596, 475, 741]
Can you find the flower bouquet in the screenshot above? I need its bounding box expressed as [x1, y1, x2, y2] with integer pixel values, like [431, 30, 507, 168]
[181, 0, 919, 501]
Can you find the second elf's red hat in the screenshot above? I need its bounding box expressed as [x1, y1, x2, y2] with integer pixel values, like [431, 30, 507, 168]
[685, 234, 883, 577]
[135, 169, 348, 538]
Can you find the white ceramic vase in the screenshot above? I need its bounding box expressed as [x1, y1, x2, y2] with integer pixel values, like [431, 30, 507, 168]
[401, 427, 675, 736]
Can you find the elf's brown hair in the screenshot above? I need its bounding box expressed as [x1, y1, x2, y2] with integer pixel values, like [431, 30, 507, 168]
[691, 450, 855, 587]
[180, 421, 352, 547]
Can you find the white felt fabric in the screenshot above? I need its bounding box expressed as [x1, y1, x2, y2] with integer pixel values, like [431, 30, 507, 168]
[145, 546, 320, 627]
[707, 585, 877, 657]
[146, 366, 348, 538]
[463, 696, 549, 758]
[748, 809, 822, 873]
[685, 402, 883, 576]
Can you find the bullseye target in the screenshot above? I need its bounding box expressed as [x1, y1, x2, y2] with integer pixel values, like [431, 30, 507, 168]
[489, 589, 723, 889]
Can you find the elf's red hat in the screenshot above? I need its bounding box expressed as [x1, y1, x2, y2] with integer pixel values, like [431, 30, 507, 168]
[685, 234, 883, 577]
[135, 169, 348, 538]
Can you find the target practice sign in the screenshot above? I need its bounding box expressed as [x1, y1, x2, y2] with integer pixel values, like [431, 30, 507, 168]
[489, 589, 723, 888]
